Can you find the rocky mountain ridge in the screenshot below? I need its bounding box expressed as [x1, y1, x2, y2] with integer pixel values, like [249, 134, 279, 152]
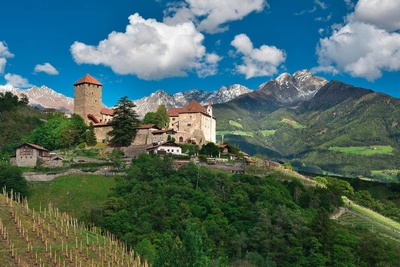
[0, 84, 74, 113]
[0, 69, 327, 117]
[132, 84, 252, 118]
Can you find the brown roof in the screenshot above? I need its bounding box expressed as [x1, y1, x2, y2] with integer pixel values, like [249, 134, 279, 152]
[167, 107, 184, 117]
[137, 124, 160, 129]
[15, 142, 48, 151]
[100, 108, 114, 115]
[167, 100, 209, 116]
[184, 100, 207, 113]
[74, 74, 102, 86]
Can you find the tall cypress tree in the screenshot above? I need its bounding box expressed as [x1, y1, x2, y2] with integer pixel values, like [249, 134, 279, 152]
[86, 122, 97, 146]
[108, 96, 140, 147]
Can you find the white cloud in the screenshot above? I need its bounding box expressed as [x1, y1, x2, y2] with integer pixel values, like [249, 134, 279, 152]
[0, 41, 14, 74]
[230, 34, 286, 79]
[164, 0, 267, 33]
[352, 0, 400, 31]
[318, 28, 325, 35]
[314, 22, 400, 81]
[0, 58, 6, 74]
[4, 73, 32, 88]
[295, 6, 317, 16]
[313, 0, 400, 81]
[34, 63, 59, 75]
[314, 0, 327, 9]
[71, 13, 221, 80]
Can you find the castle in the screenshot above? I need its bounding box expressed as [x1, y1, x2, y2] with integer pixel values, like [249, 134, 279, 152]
[74, 74, 216, 146]
[167, 100, 216, 145]
[73, 74, 114, 142]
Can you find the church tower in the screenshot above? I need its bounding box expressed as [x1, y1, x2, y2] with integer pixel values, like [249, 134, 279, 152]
[74, 74, 103, 124]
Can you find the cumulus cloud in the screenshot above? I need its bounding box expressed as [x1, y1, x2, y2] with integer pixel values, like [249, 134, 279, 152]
[164, 0, 267, 33]
[4, 73, 32, 88]
[71, 13, 221, 80]
[313, 0, 400, 81]
[34, 63, 59, 75]
[230, 34, 286, 79]
[0, 41, 14, 74]
[352, 0, 400, 31]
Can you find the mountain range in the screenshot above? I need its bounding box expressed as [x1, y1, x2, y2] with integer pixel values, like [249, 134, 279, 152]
[1, 69, 399, 177]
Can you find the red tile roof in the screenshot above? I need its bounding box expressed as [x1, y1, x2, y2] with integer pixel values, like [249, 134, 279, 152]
[184, 100, 207, 113]
[74, 74, 102, 86]
[87, 113, 100, 123]
[167, 100, 209, 116]
[167, 107, 184, 117]
[100, 108, 114, 115]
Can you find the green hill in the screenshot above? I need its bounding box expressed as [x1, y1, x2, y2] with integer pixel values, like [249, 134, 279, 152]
[213, 81, 400, 178]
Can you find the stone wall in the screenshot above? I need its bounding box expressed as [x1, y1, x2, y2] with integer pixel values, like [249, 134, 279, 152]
[133, 129, 150, 146]
[94, 125, 112, 142]
[16, 148, 38, 167]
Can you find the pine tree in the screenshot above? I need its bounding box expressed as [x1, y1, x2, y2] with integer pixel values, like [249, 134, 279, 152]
[108, 96, 140, 146]
[86, 122, 97, 146]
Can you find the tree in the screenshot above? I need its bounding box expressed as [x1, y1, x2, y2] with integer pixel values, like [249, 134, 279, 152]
[108, 96, 140, 146]
[155, 104, 169, 129]
[86, 122, 97, 146]
[142, 112, 157, 125]
[199, 142, 219, 157]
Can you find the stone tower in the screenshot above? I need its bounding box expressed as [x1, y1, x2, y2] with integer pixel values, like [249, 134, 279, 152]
[74, 74, 103, 124]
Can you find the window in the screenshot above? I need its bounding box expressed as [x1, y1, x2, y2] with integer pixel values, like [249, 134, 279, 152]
[187, 123, 191, 126]
[172, 118, 175, 121]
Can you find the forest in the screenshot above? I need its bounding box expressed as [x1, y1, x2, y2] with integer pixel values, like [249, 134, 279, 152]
[81, 154, 400, 267]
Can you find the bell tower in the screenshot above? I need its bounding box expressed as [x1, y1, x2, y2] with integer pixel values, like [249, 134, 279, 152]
[74, 74, 103, 124]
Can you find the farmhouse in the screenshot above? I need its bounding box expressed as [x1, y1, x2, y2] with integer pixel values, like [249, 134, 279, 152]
[146, 141, 182, 155]
[167, 100, 216, 146]
[14, 143, 49, 167]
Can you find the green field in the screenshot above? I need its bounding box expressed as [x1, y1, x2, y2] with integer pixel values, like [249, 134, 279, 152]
[229, 120, 243, 129]
[329, 146, 394, 155]
[371, 170, 400, 182]
[281, 118, 307, 129]
[261, 130, 276, 136]
[28, 174, 116, 219]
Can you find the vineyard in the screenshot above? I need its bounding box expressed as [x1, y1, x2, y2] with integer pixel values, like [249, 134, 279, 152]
[0, 188, 147, 267]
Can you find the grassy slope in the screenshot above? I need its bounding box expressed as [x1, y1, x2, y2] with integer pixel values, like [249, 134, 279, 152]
[329, 146, 394, 155]
[28, 174, 116, 219]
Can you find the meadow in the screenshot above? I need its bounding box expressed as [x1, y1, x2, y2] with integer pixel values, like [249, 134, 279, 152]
[28, 174, 116, 220]
[329, 145, 394, 155]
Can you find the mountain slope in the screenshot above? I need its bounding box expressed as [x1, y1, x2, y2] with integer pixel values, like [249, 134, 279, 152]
[214, 80, 400, 177]
[0, 84, 74, 113]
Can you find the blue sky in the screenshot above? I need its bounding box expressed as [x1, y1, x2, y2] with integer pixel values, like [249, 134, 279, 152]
[1, 0, 400, 107]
